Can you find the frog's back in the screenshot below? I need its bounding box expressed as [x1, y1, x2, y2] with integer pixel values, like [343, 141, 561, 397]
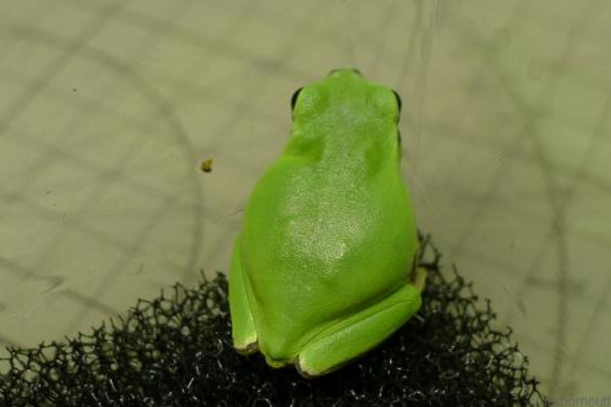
[240, 153, 418, 358]
[237, 69, 418, 360]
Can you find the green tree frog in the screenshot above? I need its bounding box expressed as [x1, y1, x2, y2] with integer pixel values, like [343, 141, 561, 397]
[229, 68, 426, 377]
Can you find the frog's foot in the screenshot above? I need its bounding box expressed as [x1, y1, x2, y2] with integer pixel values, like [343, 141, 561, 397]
[295, 283, 422, 378]
[228, 237, 259, 353]
[262, 354, 291, 369]
[234, 341, 259, 356]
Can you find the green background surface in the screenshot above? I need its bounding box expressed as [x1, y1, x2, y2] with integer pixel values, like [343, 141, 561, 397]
[0, 0, 609, 401]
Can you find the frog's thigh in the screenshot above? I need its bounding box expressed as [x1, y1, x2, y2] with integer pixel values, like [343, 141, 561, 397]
[228, 237, 258, 354]
[296, 283, 422, 377]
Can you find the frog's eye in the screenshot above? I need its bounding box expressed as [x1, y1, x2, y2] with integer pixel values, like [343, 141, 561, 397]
[291, 87, 304, 111]
[392, 90, 402, 113]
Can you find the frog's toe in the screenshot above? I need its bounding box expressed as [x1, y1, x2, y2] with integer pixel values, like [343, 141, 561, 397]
[263, 354, 291, 369]
[295, 357, 317, 378]
[234, 340, 259, 355]
[294, 356, 340, 378]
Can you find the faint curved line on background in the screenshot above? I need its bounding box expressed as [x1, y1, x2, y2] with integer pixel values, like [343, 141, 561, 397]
[368, 1, 400, 75]
[402, 0, 437, 175]
[194, 0, 324, 269]
[496, 0, 607, 392]
[0, 333, 19, 348]
[0, 0, 128, 139]
[447, 0, 606, 392]
[0, 23, 205, 284]
[563, 86, 611, 375]
[0, 254, 120, 319]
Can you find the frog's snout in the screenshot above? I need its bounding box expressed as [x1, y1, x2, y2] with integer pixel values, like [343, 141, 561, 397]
[329, 68, 363, 77]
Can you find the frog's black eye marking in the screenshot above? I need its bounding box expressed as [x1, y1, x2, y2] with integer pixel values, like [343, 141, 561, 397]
[392, 90, 402, 113]
[394, 90, 403, 144]
[291, 87, 303, 111]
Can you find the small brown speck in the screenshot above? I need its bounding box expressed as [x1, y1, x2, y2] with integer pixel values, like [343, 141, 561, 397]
[200, 158, 214, 173]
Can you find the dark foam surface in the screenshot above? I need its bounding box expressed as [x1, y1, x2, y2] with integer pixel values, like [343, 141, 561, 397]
[0, 235, 550, 406]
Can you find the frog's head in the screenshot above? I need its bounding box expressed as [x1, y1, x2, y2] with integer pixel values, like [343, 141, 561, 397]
[288, 69, 403, 160]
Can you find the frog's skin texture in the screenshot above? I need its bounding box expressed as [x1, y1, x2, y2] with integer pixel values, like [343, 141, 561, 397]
[229, 69, 425, 378]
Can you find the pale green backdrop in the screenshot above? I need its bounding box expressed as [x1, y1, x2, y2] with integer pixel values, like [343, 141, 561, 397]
[0, 0, 609, 401]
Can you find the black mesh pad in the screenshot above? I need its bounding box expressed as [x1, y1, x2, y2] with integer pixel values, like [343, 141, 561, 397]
[0, 235, 550, 406]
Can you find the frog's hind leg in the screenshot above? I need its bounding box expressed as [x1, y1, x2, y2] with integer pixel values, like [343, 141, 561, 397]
[228, 236, 258, 354]
[296, 282, 422, 377]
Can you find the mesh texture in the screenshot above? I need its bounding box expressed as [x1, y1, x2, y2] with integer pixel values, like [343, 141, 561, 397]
[0, 235, 551, 406]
